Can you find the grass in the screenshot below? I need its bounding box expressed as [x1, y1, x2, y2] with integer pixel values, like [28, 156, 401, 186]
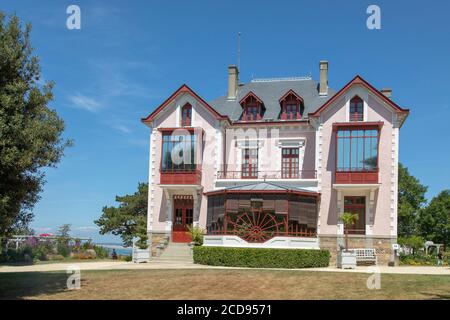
[0, 269, 449, 300]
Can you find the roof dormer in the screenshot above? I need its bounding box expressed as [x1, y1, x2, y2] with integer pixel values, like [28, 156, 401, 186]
[279, 89, 304, 120]
[239, 91, 265, 121]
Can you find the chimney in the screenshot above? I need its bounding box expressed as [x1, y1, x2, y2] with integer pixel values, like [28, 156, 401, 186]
[227, 65, 239, 100]
[319, 60, 328, 96]
[381, 88, 392, 98]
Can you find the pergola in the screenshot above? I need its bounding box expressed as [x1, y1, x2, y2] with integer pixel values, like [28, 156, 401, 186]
[205, 182, 320, 243]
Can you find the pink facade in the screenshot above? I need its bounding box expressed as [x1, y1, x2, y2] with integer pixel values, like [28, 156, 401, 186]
[142, 64, 409, 264]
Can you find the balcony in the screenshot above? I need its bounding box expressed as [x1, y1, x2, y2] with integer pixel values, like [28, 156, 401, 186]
[160, 168, 202, 185]
[217, 169, 317, 180]
[335, 170, 379, 184]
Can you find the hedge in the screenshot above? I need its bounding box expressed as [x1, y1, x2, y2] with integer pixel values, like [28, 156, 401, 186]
[193, 246, 330, 268]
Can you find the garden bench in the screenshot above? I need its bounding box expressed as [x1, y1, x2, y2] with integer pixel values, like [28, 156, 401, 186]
[349, 248, 377, 265]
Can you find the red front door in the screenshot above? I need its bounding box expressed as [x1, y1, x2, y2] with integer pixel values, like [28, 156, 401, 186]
[172, 196, 193, 242]
[343, 196, 366, 235]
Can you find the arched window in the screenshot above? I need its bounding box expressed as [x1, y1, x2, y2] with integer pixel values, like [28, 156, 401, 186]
[350, 96, 364, 121]
[181, 103, 192, 126]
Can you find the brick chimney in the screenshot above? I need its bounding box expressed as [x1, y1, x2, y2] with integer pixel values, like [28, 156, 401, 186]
[227, 65, 239, 100]
[319, 60, 328, 96]
[381, 88, 392, 98]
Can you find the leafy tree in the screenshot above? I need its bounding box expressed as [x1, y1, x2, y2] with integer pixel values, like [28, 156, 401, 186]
[95, 183, 148, 248]
[398, 235, 424, 255]
[0, 12, 71, 238]
[57, 224, 71, 239]
[418, 190, 450, 249]
[398, 163, 428, 237]
[56, 224, 71, 257]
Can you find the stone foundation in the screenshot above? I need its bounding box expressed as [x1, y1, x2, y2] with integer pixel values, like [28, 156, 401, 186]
[319, 235, 397, 266]
[148, 232, 170, 257]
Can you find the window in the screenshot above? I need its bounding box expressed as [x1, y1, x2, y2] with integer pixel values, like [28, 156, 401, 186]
[240, 92, 263, 121]
[244, 105, 259, 121]
[350, 96, 364, 121]
[284, 103, 299, 120]
[181, 103, 192, 126]
[161, 132, 197, 172]
[337, 128, 378, 172]
[282, 148, 299, 178]
[343, 196, 365, 234]
[280, 91, 303, 120]
[242, 148, 258, 178]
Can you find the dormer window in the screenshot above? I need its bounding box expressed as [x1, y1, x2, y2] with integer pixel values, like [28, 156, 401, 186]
[279, 90, 303, 120]
[239, 92, 264, 121]
[181, 103, 192, 126]
[350, 96, 363, 121]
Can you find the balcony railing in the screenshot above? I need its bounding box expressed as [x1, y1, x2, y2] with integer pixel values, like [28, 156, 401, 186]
[160, 168, 202, 185]
[335, 169, 379, 184]
[217, 170, 317, 180]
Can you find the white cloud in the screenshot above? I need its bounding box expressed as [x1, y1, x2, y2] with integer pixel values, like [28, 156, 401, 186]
[74, 226, 99, 232]
[35, 227, 53, 232]
[111, 124, 132, 134]
[69, 93, 103, 113]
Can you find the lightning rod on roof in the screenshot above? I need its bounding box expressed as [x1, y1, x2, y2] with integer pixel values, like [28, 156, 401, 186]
[237, 32, 241, 71]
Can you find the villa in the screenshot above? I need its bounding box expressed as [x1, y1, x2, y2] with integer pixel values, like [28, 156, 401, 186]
[141, 61, 409, 265]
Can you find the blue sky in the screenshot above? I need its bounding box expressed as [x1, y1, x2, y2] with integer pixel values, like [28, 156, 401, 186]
[2, 0, 449, 242]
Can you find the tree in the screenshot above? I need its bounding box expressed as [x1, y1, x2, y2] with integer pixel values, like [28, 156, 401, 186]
[95, 183, 148, 247]
[0, 12, 71, 238]
[398, 163, 428, 237]
[418, 190, 450, 249]
[340, 212, 359, 251]
[398, 235, 424, 255]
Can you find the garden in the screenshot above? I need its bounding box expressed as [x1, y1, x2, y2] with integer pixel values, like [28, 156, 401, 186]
[0, 224, 131, 265]
[398, 235, 449, 266]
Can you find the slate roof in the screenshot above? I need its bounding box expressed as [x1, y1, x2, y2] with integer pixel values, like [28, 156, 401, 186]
[209, 78, 336, 121]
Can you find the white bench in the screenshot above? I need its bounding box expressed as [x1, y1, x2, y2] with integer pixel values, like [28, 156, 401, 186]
[349, 248, 377, 265]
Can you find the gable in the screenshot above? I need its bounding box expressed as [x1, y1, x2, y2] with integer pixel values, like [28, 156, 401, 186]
[309, 75, 409, 125]
[141, 84, 230, 126]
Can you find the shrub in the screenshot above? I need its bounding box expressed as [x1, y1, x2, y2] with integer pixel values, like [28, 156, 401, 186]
[193, 246, 330, 268]
[57, 243, 70, 257]
[400, 253, 449, 266]
[119, 255, 132, 262]
[187, 225, 205, 245]
[93, 245, 109, 259]
[32, 247, 48, 261]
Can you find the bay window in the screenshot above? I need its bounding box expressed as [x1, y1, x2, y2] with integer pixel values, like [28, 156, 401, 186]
[161, 132, 197, 172]
[337, 128, 378, 172]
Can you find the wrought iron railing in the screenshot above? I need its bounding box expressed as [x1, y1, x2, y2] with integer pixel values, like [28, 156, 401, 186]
[216, 170, 317, 180]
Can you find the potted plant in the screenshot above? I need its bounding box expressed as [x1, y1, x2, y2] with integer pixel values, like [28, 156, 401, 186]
[337, 212, 359, 269]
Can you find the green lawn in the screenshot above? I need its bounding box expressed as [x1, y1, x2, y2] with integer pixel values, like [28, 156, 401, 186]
[0, 269, 449, 300]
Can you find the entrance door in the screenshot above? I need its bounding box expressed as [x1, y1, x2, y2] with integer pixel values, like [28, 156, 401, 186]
[172, 196, 194, 242]
[343, 196, 366, 235]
